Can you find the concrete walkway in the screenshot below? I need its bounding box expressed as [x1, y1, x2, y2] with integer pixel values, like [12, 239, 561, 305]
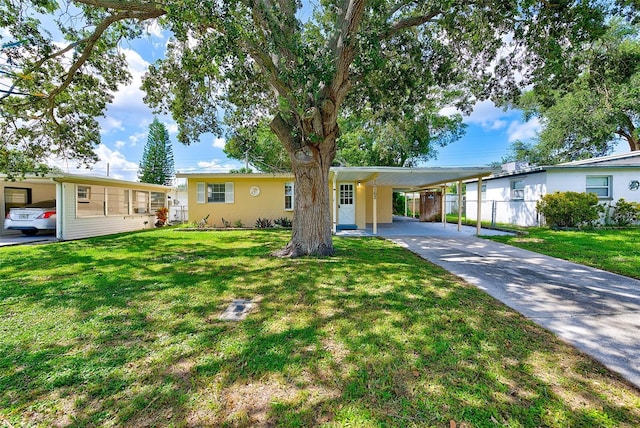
[339, 218, 640, 390]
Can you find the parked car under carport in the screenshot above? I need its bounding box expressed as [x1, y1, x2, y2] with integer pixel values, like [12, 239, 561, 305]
[4, 200, 56, 236]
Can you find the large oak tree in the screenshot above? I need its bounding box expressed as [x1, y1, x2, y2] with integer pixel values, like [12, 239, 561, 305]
[0, 0, 617, 256]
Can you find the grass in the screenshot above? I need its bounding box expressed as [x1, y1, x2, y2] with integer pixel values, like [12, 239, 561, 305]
[1, 228, 640, 427]
[484, 227, 640, 280]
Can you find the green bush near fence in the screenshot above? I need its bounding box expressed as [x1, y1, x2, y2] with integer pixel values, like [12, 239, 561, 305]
[536, 191, 603, 229]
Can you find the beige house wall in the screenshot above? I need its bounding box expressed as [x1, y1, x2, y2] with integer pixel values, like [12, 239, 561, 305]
[188, 176, 295, 227]
[365, 185, 393, 224]
[185, 174, 395, 229]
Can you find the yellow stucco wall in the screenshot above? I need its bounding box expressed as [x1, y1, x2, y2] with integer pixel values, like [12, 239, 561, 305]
[187, 176, 295, 227]
[186, 175, 393, 229]
[365, 185, 393, 224]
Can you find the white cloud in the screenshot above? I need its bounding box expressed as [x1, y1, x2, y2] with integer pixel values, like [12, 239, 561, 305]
[440, 100, 512, 131]
[165, 122, 179, 135]
[109, 48, 150, 113]
[48, 144, 139, 181]
[129, 131, 148, 147]
[181, 159, 239, 172]
[99, 117, 124, 134]
[213, 137, 226, 149]
[144, 20, 164, 39]
[507, 118, 541, 142]
[114, 140, 126, 149]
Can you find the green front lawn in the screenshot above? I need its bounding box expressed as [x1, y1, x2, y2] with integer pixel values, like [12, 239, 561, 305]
[1, 229, 639, 427]
[485, 227, 640, 280]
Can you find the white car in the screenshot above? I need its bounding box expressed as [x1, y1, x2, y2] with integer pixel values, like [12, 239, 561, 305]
[4, 200, 57, 236]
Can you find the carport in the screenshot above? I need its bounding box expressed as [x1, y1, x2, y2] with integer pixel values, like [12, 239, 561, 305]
[329, 166, 499, 235]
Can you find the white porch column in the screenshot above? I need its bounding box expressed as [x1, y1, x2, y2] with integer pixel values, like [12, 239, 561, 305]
[412, 192, 416, 218]
[404, 192, 408, 217]
[457, 180, 463, 232]
[373, 182, 378, 235]
[441, 185, 447, 228]
[332, 173, 337, 234]
[476, 176, 483, 236]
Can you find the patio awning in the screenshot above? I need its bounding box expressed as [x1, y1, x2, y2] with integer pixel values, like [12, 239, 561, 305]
[329, 166, 498, 192]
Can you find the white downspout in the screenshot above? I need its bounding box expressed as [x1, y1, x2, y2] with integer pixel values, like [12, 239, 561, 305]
[56, 182, 64, 240]
[332, 173, 337, 234]
[441, 185, 446, 228]
[373, 182, 378, 235]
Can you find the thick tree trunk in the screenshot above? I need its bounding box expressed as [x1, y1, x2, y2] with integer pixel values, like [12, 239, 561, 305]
[273, 146, 335, 257]
[271, 105, 339, 258]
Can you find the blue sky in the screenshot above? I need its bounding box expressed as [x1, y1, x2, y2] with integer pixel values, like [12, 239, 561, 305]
[36, 21, 544, 182]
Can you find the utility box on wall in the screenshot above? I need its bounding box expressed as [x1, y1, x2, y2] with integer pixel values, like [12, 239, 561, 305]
[420, 191, 442, 222]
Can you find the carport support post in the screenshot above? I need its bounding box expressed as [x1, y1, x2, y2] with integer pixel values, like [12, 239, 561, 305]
[412, 192, 416, 218]
[457, 180, 462, 232]
[476, 176, 483, 236]
[404, 192, 407, 217]
[373, 182, 378, 235]
[441, 185, 446, 228]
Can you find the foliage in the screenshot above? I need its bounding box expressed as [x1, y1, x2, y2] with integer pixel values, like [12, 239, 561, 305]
[233, 219, 243, 228]
[254, 217, 273, 229]
[229, 167, 253, 174]
[536, 192, 604, 228]
[486, 227, 640, 280]
[154, 207, 169, 226]
[610, 198, 640, 226]
[2, 229, 640, 426]
[225, 120, 291, 173]
[511, 20, 640, 165]
[138, 118, 175, 186]
[273, 217, 292, 228]
[393, 192, 406, 215]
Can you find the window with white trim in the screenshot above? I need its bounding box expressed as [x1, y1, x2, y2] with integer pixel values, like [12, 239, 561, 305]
[150, 192, 165, 211]
[511, 179, 525, 200]
[204, 182, 234, 203]
[196, 182, 205, 204]
[586, 176, 612, 199]
[284, 182, 294, 210]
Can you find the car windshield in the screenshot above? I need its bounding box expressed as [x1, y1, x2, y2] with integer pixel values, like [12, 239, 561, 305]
[23, 200, 56, 209]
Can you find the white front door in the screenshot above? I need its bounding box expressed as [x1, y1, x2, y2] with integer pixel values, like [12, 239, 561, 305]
[338, 183, 355, 225]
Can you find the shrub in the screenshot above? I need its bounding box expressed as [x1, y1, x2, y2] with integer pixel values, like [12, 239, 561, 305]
[255, 218, 273, 228]
[155, 207, 169, 227]
[273, 217, 293, 228]
[234, 219, 244, 228]
[536, 191, 603, 229]
[611, 198, 640, 226]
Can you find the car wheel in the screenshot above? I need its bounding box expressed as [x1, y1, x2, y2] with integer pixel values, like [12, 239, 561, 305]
[21, 230, 39, 236]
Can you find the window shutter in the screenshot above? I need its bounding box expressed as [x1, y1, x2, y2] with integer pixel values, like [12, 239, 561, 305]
[225, 182, 234, 203]
[196, 182, 205, 204]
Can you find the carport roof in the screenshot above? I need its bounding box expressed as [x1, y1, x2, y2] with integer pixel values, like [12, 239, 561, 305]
[178, 166, 499, 192]
[329, 166, 499, 192]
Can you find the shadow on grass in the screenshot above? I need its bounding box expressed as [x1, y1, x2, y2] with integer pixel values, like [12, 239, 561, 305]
[1, 230, 639, 427]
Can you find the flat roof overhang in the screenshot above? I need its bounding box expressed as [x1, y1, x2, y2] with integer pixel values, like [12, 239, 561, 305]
[329, 166, 499, 191]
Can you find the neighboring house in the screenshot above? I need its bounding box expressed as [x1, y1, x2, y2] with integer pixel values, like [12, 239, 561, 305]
[177, 166, 497, 233]
[1, 173, 172, 240]
[465, 152, 640, 227]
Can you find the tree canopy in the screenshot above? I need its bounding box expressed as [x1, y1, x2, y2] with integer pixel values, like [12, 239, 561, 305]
[1, 0, 628, 255]
[509, 19, 640, 165]
[138, 118, 175, 186]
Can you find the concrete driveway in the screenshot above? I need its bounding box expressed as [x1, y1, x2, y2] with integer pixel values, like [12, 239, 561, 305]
[389, 234, 640, 390]
[0, 232, 57, 247]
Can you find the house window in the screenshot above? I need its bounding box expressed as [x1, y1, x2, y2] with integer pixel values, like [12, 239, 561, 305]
[77, 185, 91, 201]
[586, 176, 612, 199]
[511, 179, 525, 200]
[132, 190, 149, 214]
[208, 183, 226, 202]
[150, 192, 165, 212]
[206, 182, 234, 203]
[107, 188, 129, 215]
[77, 185, 105, 217]
[284, 182, 294, 210]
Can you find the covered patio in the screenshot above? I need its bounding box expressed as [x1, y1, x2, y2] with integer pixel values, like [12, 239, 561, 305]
[329, 166, 499, 236]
